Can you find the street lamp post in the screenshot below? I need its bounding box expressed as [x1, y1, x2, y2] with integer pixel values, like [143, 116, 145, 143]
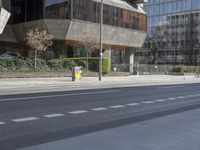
[99, 0, 103, 81]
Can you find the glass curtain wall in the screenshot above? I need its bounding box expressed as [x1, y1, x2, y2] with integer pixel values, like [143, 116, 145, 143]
[139, 0, 200, 65]
[11, 0, 146, 32]
[11, 0, 44, 24]
[73, 0, 147, 31]
[45, 0, 71, 19]
[11, 0, 71, 24]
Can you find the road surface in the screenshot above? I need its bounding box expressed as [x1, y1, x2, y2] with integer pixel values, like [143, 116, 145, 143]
[1, 83, 200, 149]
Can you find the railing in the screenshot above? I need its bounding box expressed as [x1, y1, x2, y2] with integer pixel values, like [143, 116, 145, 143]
[111, 64, 175, 75]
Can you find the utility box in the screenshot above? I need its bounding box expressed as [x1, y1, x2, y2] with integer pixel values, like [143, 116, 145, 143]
[72, 67, 83, 81]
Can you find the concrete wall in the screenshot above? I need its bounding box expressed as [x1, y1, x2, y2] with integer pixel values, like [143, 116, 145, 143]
[67, 20, 146, 48]
[0, 25, 17, 42]
[12, 19, 146, 49]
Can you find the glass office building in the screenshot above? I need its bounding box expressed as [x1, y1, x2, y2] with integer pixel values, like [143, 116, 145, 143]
[0, 0, 147, 61]
[135, 0, 200, 65]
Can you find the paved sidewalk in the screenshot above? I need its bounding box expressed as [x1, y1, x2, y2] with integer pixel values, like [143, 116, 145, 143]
[22, 108, 200, 150]
[1, 75, 200, 95]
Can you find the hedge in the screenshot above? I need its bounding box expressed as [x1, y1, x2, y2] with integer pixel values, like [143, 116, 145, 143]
[0, 58, 50, 72]
[63, 57, 110, 74]
[0, 57, 110, 74]
[171, 66, 200, 73]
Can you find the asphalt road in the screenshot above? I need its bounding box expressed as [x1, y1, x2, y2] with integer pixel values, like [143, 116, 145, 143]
[1, 83, 200, 150]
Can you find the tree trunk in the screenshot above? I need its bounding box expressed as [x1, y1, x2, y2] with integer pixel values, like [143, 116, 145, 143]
[86, 51, 89, 72]
[35, 50, 37, 69]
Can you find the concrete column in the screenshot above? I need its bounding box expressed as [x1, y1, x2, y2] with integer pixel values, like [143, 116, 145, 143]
[125, 49, 135, 75]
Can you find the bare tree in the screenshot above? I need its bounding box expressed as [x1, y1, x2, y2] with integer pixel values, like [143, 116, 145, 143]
[76, 36, 100, 71]
[26, 28, 53, 68]
[145, 25, 169, 64]
[185, 13, 199, 65]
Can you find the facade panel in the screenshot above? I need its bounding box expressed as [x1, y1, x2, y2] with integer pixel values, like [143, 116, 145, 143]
[136, 0, 200, 65]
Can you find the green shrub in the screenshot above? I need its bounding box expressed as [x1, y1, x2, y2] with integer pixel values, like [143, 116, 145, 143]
[0, 57, 110, 74]
[0, 58, 50, 72]
[76, 60, 87, 68]
[102, 58, 110, 74]
[63, 57, 110, 74]
[48, 59, 64, 71]
[171, 67, 182, 73]
[63, 60, 76, 70]
[170, 66, 200, 73]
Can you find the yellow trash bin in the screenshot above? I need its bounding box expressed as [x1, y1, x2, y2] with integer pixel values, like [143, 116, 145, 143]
[72, 67, 83, 81]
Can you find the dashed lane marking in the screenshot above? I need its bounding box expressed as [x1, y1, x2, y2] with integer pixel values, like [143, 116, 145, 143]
[91, 107, 108, 111]
[12, 117, 39, 122]
[0, 122, 6, 125]
[166, 98, 177, 101]
[68, 110, 89, 114]
[141, 101, 155, 104]
[126, 103, 140, 106]
[185, 95, 198, 98]
[176, 96, 186, 99]
[154, 99, 166, 102]
[2, 93, 200, 126]
[109, 105, 126, 108]
[44, 113, 65, 118]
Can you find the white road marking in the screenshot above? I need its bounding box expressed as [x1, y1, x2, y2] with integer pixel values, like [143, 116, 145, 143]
[166, 98, 177, 101]
[157, 85, 184, 89]
[0, 121, 6, 125]
[176, 96, 186, 99]
[141, 101, 155, 104]
[155, 99, 166, 102]
[109, 105, 126, 108]
[192, 94, 200, 97]
[185, 95, 196, 98]
[126, 103, 140, 106]
[68, 110, 88, 114]
[0, 90, 120, 102]
[12, 117, 39, 122]
[44, 113, 65, 118]
[91, 107, 108, 111]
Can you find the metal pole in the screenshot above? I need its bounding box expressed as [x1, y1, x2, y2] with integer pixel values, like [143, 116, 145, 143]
[99, 0, 103, 81]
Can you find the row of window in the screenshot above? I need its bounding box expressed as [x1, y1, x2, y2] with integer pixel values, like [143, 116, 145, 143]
[73, 0, 146, 31]
[148, 13, 200, 27]
[11, 0, 44, 23]
[146, 0, 200, 16]
[11, 0, 147, 32]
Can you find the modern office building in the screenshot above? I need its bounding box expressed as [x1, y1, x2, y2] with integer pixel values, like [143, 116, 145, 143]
[135, 0, 200, 65]
[0, 0, 147, 68]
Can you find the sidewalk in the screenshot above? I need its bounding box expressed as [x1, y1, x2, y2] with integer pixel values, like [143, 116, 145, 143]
[22, 108, 200, 150]
[1, 75, 200, 95]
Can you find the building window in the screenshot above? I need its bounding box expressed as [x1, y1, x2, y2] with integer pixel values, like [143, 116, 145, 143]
[11, 0, 44, 24]
[73, 0, 146, 31]
[45, 0, 71, 19]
